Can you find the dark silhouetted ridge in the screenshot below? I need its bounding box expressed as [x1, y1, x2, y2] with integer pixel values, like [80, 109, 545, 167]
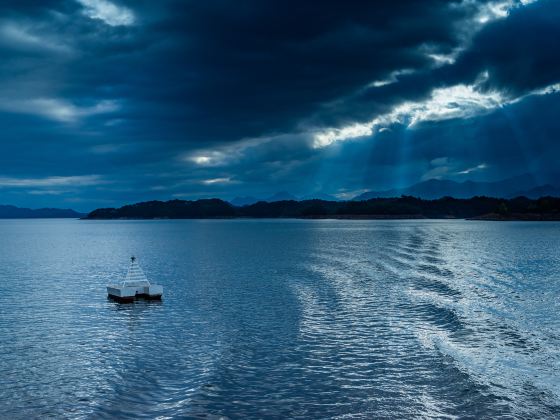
[86, 199, 236, 219]
[84, 196, 560, 220]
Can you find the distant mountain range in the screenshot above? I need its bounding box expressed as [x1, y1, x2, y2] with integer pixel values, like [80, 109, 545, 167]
[230, 175, 560, 206]
[354, 174, 560, 201]
[230, 191, 338, 206]
[230, 196, 260, 206]
[265, 191, 298, 202]
[0, 205, 84, 219]
[515, 184, 560, 198]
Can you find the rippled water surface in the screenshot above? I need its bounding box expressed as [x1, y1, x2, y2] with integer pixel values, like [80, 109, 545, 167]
[0, 219, 559, 419]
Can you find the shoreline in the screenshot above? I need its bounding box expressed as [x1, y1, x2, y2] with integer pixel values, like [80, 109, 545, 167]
[80, 214, 560, 221]
[468, 213, 560, 221]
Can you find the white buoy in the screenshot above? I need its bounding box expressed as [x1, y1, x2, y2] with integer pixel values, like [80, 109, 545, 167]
[107, 256, 163, 302]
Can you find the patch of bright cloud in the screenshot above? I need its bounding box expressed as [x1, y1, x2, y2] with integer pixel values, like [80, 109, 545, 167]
[421, 158, 488, 181]
[368, 69, 415, 88]
[27, 189, 68, 195]
[0, 175, 105, 188]
[405, 84, 504, 126]
[184, 136, 275, 168]
[314, 123, 375, 148]
[457, 163, 488, 175]
[534, 83, 560, 95]
[427, 53, 457, 66]
[314, 80, 506, 148]
[0, 22, 72, 54]
[476, 1, 511, 23]
[314, 74, 559, 149]
[200, 177, 234, 185]
[76, 0, 135, 27]
[476, 0, 539, 24]
[419, 42, 462, 67]
[187, 151, 229, 167]
[0, 98, 119, 122]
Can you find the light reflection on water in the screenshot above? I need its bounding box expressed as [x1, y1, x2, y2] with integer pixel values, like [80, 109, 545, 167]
[0, 219, 559, 418]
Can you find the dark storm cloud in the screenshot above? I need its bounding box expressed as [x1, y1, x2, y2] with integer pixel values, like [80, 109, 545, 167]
[0, 0, 558, 209]
[133, 0, 470, 139]
[313, 0, 560, 128]
[2, 0, 483, 139]
[456, 0, 560, 95]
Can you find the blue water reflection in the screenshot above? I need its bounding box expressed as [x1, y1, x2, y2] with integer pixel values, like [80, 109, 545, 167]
[0, 219, 559, 418]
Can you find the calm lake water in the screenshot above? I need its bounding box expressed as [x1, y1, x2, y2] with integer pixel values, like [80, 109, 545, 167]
[0, 219, 559, 419]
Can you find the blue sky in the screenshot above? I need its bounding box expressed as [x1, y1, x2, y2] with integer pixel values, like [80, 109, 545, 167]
[0, 0, 559, 211]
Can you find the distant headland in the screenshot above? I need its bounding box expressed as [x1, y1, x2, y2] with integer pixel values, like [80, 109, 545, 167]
[0, 205, 85, 219]
[83, 196, 560, 221]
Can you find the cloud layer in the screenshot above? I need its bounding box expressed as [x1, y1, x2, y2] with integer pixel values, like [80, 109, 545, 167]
[0, 0, 559, 210]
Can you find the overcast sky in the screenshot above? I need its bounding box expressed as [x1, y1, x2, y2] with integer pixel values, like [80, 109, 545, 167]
[0, 0, 559, 210]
